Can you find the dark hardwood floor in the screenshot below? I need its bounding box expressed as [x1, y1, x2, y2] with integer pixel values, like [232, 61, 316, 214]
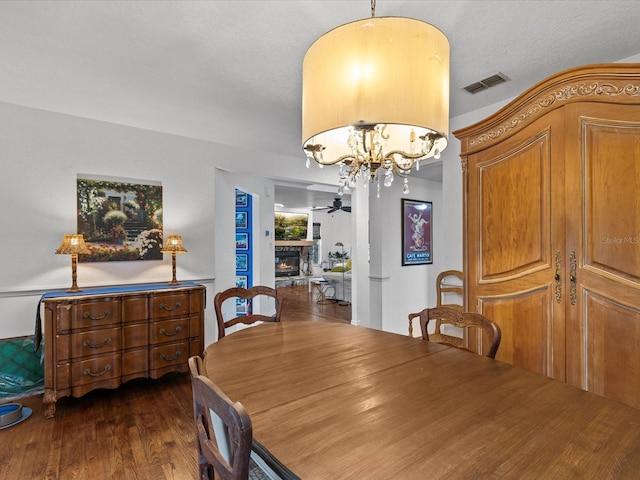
[0, 285, 349, 480]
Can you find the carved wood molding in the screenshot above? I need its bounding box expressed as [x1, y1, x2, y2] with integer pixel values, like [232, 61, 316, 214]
[454, 65, 640, 155]
[470, 81, 640, 147]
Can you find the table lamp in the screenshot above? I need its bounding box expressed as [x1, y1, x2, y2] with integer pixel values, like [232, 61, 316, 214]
[161, 235, 188, 285]
[55, 234, 90, 292]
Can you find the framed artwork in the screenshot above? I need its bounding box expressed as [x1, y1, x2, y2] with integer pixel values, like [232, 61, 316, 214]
[235, 299, 249, 315]
[236, 275, 248, 289]
[76, 175, 163, 262]
[236, 233, 249, 250]
[235, 275, 249, 314]
[402, 199, 433, 266]
[274, 212, 308, 240]
[235, 191, 248, 207]
[236, 254, 248, 271]
[235, 211, 248, 229]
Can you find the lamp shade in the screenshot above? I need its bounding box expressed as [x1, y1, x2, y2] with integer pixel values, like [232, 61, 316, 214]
[302, 16, 450, 164]
[161, 235, 188, 254]
[55, 234, 90, 255]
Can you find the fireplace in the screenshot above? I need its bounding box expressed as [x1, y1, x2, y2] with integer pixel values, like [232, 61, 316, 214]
[275, 248, 300, 277]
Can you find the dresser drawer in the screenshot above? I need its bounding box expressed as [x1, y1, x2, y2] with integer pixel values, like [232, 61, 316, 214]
[123, 323, 149, 349]
[72, 354, 121, 387]
[56, 327, 121, 361]
[123, 295, 148, 323]
[150, 292, 189, 319]
[123, 349, 149, 377]
[56, 298, 121, 332]
[150, 341, 187, 370]
[150, 318, 190, 344]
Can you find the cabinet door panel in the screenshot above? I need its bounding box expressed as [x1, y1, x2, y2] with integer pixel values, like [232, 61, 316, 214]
[583, 118, 640, 283]
[466, 110, 565, 379]
[477, 134, 550, 280]
[565, 104, 640, 408]
[583, 290, 640, 410]
[479, 287, 553, 375]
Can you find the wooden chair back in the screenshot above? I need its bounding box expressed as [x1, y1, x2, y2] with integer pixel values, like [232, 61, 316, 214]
[417, 306, 502, 359]
[214, 286, 282, 340]
[435, 270, 464, 308]
[188, 355, 253, 480]
[408, 270, 464, 337]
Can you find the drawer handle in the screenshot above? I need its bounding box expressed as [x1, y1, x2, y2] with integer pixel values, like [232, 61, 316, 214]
[159, 326, 183, 337]
[83, 310, 111, 321]
[83, 364, 112, 377]
[83, 337, 112, 349]
[160, 351, 182, 362]
[159, 301, 182, 312]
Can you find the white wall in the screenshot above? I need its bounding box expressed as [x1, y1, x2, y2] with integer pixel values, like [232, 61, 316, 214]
[364, 175, 444, 334]
[0, 101, 332, 345]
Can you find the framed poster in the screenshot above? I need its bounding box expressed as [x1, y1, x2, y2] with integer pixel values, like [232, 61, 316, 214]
[235, 191, 248, 207]
[236, 233, 249, 250]
[402, 199, 433, 266]
[236, 254, 248, 271]
[235, 211, 248, 229]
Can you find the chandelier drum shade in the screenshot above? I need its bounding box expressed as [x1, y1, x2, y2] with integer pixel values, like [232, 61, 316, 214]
[302, 14, 450, 195]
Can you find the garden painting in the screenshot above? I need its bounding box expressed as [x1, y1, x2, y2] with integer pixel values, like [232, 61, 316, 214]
[77, 176, 163, 262]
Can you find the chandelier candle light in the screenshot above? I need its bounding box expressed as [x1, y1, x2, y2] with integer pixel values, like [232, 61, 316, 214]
[161, 235, 188, 286]
[55, 234, 90, 292]
[302, 0, 450, 197]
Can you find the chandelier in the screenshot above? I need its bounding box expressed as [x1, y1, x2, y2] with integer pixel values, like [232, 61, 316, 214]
[302, 0, 450, 196]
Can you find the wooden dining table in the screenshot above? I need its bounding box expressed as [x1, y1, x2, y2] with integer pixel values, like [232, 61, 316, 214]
[203, 321, 640, 479]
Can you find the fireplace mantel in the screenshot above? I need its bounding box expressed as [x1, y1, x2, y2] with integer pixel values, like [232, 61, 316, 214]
[275, 240, 315, 247]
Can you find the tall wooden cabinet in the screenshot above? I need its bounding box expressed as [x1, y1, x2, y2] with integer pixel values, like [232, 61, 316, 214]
[454, 64, 640, 409]
[41, 283, 205, 417]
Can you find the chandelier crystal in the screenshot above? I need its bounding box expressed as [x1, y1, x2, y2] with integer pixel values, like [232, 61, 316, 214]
[302, 1, 450, 196]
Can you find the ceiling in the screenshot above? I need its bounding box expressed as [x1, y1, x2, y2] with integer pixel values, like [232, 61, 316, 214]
[1, 1, 638, 209]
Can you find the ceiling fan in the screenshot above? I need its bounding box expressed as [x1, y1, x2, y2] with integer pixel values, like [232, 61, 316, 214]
[314, 198, 351, 214]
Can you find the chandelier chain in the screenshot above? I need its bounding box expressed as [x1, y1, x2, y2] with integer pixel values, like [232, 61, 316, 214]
[371, 0, 376, 18]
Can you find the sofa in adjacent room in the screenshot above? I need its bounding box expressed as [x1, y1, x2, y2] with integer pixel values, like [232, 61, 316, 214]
[322, 261, 351, 302]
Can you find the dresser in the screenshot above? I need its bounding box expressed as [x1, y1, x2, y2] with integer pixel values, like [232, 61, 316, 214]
[40, 283, 205, 418]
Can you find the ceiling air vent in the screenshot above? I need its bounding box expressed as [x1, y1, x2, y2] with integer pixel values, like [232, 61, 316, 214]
[463, 72, 509, 94]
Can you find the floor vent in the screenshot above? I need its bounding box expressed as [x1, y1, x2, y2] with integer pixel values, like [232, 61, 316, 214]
[463, 72, 509, 94]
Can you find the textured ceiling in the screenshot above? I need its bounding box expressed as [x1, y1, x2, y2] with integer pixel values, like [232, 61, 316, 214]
[1, 1, 638, 208]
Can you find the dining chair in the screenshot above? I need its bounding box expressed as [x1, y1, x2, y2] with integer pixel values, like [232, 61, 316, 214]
[189, 355, 253, 480]
[408, 270, 463, 338]
[188, 356, 298, 480]
[214, 286, 283, 340]
[415, 306, 502, 359]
